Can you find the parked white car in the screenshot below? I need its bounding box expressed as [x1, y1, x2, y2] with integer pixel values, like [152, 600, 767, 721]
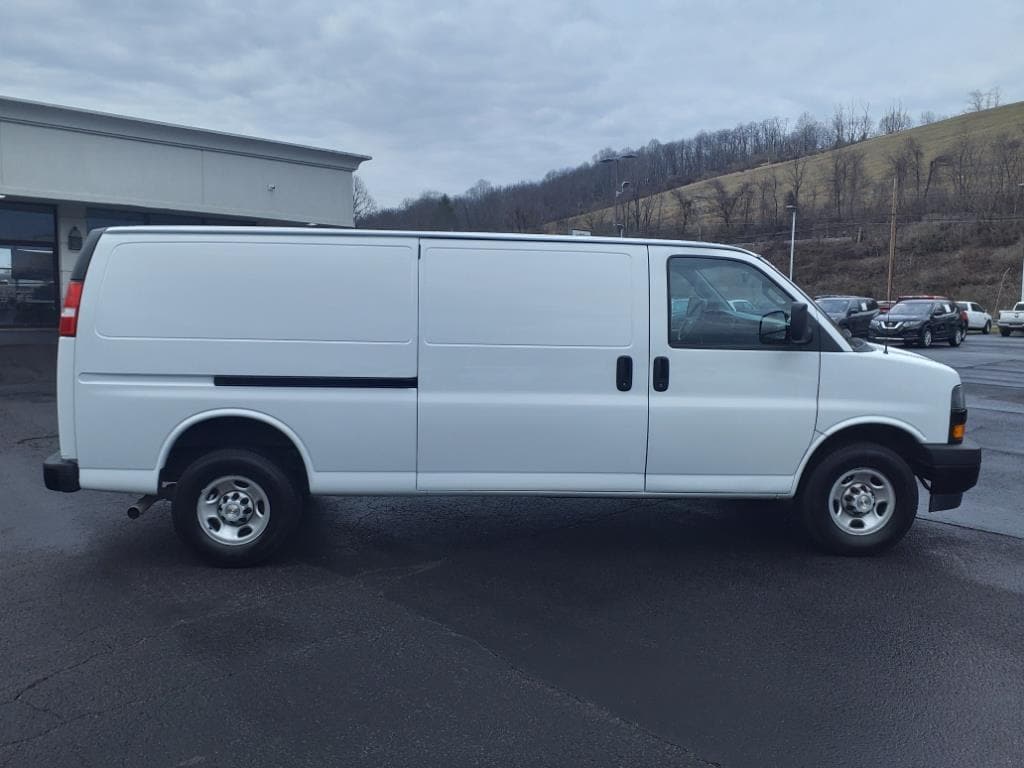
[44, 227, 981, 565]
[998, 302, 1024, 336]
[956, 301, 992, 334]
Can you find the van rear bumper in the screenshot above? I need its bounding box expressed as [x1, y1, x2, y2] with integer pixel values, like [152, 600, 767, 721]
[916, 440, 981, 512]
[43, 452, 80, 492]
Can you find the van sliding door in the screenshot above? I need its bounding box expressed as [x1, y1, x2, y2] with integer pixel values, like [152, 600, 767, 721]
[416, 240, 650, 493]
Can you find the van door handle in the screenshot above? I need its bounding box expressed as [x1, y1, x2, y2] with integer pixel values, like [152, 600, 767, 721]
[653, 356, 670, 392]
[616, 356, 633, 391]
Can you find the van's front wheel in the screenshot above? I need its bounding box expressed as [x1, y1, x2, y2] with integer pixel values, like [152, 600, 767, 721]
[172, 448, 303, 567]
[798, 443, 918, 555]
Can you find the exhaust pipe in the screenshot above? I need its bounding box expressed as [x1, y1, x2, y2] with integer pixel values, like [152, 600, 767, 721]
[127, 494, 159, 519]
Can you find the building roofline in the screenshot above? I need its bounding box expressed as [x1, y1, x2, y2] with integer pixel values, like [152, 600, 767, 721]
[0, 94, 370, 171]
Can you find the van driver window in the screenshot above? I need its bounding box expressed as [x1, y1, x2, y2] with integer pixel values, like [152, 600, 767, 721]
[668, 257, 793, 348]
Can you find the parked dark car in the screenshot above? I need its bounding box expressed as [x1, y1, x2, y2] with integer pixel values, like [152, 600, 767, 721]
[868, 299, 963, 347]
[898, 294, 969, 337]
[814, 295, 879, 337]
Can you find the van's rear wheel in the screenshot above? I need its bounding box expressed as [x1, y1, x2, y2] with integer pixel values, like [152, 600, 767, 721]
[172, 448, 303, 567]
[798, 442, 918, 555]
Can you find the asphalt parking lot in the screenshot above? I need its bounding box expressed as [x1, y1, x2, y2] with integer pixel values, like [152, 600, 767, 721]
[2, 333, 1023, 768]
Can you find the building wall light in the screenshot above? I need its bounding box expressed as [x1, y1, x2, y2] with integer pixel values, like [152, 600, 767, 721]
[67, 226, 83, 251]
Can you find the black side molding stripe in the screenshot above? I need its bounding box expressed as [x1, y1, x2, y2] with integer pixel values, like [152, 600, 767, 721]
[213, 376, 417, 389]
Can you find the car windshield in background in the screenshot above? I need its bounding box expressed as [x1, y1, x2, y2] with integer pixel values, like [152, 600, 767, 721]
[817, 298, 850, 313]
[892, 301, 932, 317]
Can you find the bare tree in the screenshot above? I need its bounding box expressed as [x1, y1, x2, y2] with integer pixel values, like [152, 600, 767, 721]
[966, 87, 1000, 113]
[831, 104, 847, 147]
[705, 179, 751, 231]
[878, 100, 912, 134]
[829, 152, 850, 220]
[845, 150, 867, 219]
[757, 171, 781, 229]
[785, 155, 808, 207]
[670, 190, 696, 236]
[352, 175, 378, 225]
[950, 133, 981, 210]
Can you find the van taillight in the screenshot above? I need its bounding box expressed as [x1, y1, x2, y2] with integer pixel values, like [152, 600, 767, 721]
[59, 280, 84, 337]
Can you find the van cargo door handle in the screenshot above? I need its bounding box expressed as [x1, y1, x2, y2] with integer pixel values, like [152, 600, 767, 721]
[616, 356, 633, 391]
[653, 356, 669, 392]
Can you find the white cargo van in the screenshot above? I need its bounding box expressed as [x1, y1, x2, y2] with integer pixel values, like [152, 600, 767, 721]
[44, 228, 981, 565]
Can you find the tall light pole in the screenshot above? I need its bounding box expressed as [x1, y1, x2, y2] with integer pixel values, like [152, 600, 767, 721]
[786, 203, 797, 280]
[1018, 182, 1024, 302]
[600, 153, 637, 237]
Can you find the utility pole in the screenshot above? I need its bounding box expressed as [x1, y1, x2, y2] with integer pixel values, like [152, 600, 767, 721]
[1018, 182, 1024, 301]
[786, 204, 797, 280]
[886, 177, 898, 302]
[600, 153, 637, 237]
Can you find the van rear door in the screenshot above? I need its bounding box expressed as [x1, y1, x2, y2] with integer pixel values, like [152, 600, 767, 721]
[417, 239, 649, 492]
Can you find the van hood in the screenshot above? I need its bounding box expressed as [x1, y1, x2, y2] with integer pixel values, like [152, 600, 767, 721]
[864, 341, 955, 373]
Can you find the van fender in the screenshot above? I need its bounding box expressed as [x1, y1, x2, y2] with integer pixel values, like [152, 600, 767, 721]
[156, 408, 315, 486]
[789, 416, 927, 495]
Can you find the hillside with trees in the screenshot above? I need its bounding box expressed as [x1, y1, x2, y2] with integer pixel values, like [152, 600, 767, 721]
[361, 92, 1024, 308]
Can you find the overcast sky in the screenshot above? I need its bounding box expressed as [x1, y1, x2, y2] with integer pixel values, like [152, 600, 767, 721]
[1, 0, 1021, 208]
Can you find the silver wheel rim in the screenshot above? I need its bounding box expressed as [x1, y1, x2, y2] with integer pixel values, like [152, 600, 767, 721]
[196, 475, 270, 546]
[828, 467, 895, 536]
[923, 330, 932, 346]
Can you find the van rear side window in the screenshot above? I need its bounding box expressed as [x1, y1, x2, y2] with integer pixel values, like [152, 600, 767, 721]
[421, 246, 633, 347]
[94, 241, 416, 343]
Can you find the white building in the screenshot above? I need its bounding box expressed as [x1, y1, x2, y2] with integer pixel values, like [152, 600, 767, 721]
[0, 96, 369, 328]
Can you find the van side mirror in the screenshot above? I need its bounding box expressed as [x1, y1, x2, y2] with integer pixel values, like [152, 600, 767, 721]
[759, 302, 812, 345]
[789, 302, 811, 343]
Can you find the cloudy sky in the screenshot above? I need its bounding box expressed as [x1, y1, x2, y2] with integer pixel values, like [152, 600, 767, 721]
[1, 0, 1021, 208]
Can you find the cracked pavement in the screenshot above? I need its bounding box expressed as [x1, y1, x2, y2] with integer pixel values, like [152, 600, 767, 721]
[1, 336, 1023, 767]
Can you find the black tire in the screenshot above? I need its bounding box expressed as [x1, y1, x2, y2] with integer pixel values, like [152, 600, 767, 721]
[172, 448, 303, 567]
[983, 321, 991, 335]
[1000, 327, 1012, 337]
[920, 328, 933, 348]
[798, 442, 919, 556]
[949, 327, 962, 347]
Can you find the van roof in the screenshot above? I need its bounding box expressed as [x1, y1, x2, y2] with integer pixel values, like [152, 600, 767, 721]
[73, 227, 761, 281]
[97, 226, 749, 251]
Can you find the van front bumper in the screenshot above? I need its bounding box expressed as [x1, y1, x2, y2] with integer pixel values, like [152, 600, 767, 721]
[43, 452, 80, 492]
[916, 440, 981, 512]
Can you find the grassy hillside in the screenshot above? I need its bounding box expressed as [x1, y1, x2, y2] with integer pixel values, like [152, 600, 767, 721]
[549, 102, 1024, 308]
[551, 101, 1024, 235]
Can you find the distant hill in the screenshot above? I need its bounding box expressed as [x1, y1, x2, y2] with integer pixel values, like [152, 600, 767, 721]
[547, 102, 1024, 308]
[550, 101, 1024, 238]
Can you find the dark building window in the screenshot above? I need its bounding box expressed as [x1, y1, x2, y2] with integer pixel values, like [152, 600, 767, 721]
[0, 201, 56, 243]
[86, 207, 254, 231]
[0, 202, 57, 328]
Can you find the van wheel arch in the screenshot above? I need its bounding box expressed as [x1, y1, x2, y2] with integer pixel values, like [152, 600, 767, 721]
[798, 424, 924, 494]
[160, 416, 310, 496]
